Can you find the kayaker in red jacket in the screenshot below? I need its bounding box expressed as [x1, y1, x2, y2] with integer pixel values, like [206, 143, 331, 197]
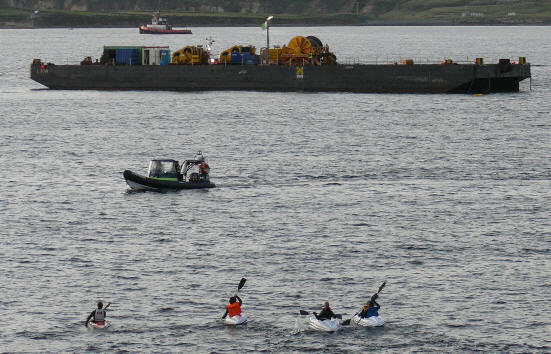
[222, 295, 242, 319]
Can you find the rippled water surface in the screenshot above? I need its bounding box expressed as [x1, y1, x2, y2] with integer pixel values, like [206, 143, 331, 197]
[1, 26, 550, 352]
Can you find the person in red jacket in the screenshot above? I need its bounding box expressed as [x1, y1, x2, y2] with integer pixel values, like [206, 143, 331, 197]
[222, 295, 242, 319]
[199, 161, 210, 179]
[196, 153, 210, 180]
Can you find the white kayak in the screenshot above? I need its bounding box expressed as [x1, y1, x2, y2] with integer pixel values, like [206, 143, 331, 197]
[88, 321, 111, 329]
[352, 314, 385, 327]
[225, 313, 247, 325]
[308, 316, 341, 332]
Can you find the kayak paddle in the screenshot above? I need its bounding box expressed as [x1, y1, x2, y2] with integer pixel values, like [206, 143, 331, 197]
[378, 281, 386, 294]
[237, 278, 246, 294]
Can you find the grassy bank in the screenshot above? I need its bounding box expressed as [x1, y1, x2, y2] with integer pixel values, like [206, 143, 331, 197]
[1, 6, 550, 28]
[0, 8, 373, 28]
[380, 0, 551, 24]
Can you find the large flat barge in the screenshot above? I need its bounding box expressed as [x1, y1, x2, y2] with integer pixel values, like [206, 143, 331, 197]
[30, 61, 530, 93]
[30, 35, 530, 94]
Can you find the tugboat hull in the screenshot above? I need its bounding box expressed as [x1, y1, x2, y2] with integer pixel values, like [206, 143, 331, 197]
[139, 26, 192, 34]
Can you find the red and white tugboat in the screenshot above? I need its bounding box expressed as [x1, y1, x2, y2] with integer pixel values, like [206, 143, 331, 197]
[139, 11, 192, 34]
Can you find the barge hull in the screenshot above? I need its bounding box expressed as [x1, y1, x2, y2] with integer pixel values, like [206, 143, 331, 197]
[30, 63, 530, 94]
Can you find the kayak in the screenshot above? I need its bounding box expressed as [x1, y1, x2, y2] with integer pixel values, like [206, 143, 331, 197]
[352, 314, 385, 327]
[225, 313, 247, 325]
[308, 316, 341, 332]
[88, 320, 110, 329]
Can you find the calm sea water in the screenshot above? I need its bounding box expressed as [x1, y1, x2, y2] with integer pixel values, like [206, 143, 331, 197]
[1, 26, 550, 352]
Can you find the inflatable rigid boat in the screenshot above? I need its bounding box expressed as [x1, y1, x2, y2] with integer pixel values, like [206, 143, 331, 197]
[124, 156, 215, 191]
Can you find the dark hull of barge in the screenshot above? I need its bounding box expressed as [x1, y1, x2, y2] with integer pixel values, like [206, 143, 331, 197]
[30, 62, 530, 94]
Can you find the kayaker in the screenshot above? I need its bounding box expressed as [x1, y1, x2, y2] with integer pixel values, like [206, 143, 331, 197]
[314, 301, 336, 320]
[358, 294, 381, 318]
[222, 295, 242, 319]
[85, 301, 110, 326]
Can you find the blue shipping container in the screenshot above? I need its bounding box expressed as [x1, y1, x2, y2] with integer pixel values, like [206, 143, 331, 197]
[245, 56, 258, 65]
[230, 52, 243, 63]
[160, 49, 171, 66]
[230, 52, 257, 65]
[116, 49, 140, 65]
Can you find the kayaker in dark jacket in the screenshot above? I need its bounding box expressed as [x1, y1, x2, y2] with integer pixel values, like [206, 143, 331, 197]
[358, 294, 381, 318]
[85, 301, 110, 326]
[314, 302, 336, 320]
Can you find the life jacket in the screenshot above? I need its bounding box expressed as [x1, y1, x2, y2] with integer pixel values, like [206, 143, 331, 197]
[367, 307, 379, 318]
[359, 305, 369, 318]
[199, 162, 210, 175]
[94, 309, 106, 322]
[227, 302, 241, 317]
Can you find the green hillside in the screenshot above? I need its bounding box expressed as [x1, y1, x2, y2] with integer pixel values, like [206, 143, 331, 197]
[1, 0, 550, 27]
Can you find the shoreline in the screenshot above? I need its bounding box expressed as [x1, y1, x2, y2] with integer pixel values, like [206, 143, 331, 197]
[2, 22, 551, 29]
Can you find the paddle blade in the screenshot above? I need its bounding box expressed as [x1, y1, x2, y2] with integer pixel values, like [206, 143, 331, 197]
[341, 319, 351, 326]
[299, 310, 309, 316]
[238, 278, 247, 290]
[378, 281, 387, 294]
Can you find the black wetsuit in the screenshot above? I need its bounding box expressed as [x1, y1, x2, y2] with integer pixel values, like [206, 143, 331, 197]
[315, 307, 336, 320]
